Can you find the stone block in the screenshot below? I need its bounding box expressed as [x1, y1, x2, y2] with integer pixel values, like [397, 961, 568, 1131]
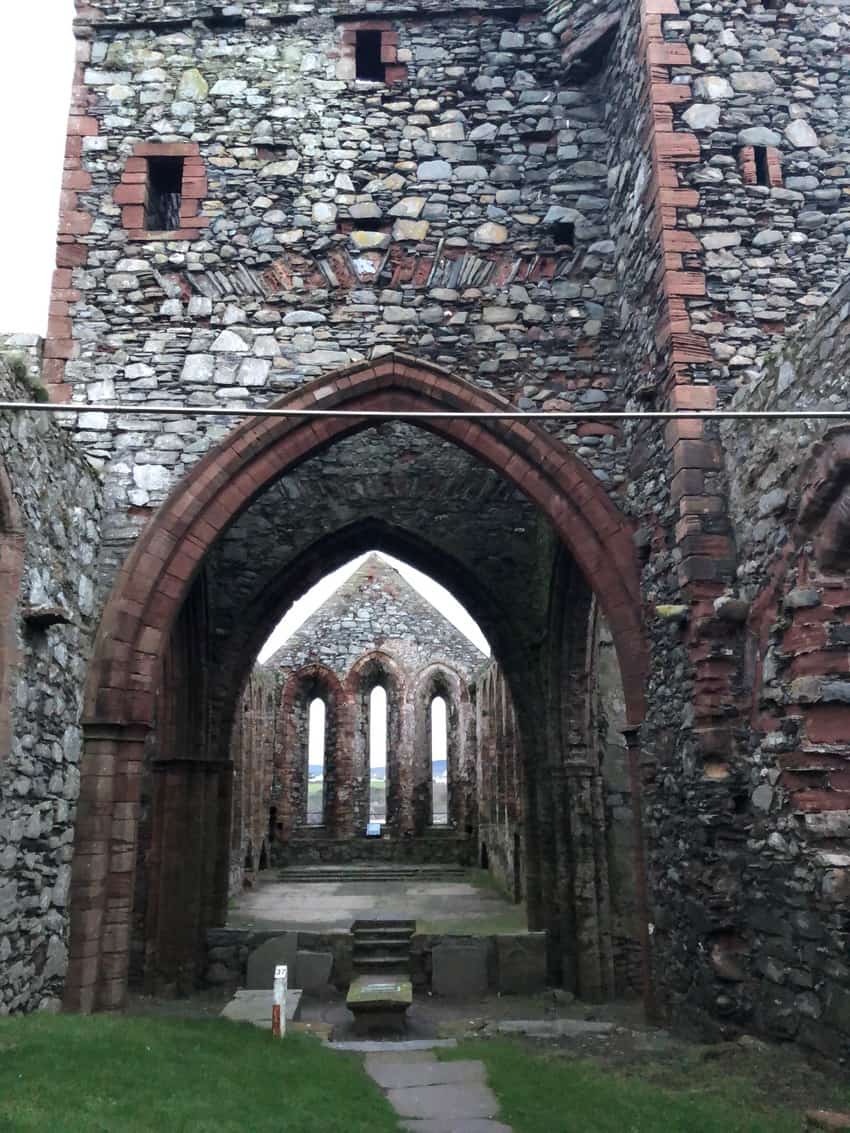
[294, 949, 333, 993]
[496, 934, 546, 995]
[431, 940, 489, 998]
[245, 933, 298, 990]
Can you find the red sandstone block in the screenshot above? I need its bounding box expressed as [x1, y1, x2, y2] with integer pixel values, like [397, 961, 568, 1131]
[181, 178, 208, 198]
[43, 338, 77, 361]
[804, 706, 850, 745]
[47, 315, 72, 339]
[655, 131, 700, 162]
[58, 210, 92, 236]
[122, 205, 145, 229]
[663, 270, 706, 297]
[648, 42, 691, 67]
[792, 789, 850, 812]
[671, 438, 722, 472]
[67, 115, 98, 137]
[783, 624, 827, 652]
[381, 44, 398, 63]
[651, 81, 690, 104]
[385, 65, 408, 84]
[114, 183, 146, 205]
[789, 651, 850, 678]
[63, 169, 92, 190]
[662, 228, 702, 253]
[133, 142, 200, 157]
[56, 241, 88, 268]
[668, 384, 717, 411]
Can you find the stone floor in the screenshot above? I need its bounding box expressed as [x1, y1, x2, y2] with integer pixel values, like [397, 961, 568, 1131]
[229, 870, 527, 933]
[364, 1050, 512, 1133]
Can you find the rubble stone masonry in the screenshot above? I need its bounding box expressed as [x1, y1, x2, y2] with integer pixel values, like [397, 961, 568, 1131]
[0, 346, 103, 1015]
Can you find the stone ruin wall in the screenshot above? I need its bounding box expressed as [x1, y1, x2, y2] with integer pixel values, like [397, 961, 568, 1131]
[705, 279, 850, 1058]
[559, 0, 850, 1049]
[0, 348, 103, 1015]
[55, 0, 628, 606]
[0, 0, 847, 1046]
[477, 601, 642, 997]
[231, 558, 484, 873]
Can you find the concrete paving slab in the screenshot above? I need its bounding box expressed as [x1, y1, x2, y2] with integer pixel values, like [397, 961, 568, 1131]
[387, 1083, 499, 1120]
[366, 1058, 487, 1089]
[401, 1122, 512, 1133]
[329, 1038, 458, 1053]
[494, 1018, 613, 1037]
[220, 988, 302, 1028]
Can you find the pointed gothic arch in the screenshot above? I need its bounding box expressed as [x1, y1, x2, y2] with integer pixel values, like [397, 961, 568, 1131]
[67, 353, 648, 1011]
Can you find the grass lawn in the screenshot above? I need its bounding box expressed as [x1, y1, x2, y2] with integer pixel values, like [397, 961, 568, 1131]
[441, 1039, 811, 1133]
[0, 1014, 401, 1133]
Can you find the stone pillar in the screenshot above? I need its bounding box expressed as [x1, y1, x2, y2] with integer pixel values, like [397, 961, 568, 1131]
[523, 757, 543, 931]
[65, 724, 148, 1013]
[144, 759, 230, 996]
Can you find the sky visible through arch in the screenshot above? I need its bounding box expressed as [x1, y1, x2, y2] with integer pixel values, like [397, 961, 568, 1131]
[258, 551, 491, 664]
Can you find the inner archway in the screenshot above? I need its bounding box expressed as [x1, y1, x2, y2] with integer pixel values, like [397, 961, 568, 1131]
[67, 354, 648, 1013]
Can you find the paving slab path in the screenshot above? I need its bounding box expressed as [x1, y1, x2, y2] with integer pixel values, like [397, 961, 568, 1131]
[363, 1049, 512, 1133]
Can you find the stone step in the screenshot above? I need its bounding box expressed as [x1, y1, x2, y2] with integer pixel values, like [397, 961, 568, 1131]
[353, 955, 413, 969]
[353, 937, 413, 950]
[277, 866, 467, 884]
[353, 919, 417, 934]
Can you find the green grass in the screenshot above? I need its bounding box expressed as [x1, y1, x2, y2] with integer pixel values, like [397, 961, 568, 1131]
[0, 1015, 401, 1133]
[440, 1039, 805, 1133]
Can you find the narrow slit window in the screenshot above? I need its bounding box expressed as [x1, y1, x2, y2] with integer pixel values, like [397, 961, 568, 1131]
[431, 696, 448, 826]
[356, 30, 386, 82]
[146, 156, 184, 231]
[753, 145, 770, 187]
[369, 685, 387, 823]
[306, 697, 326, 825]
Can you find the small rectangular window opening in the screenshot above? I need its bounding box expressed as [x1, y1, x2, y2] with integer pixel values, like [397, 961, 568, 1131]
[552, 221, 575, 246]
[356, 30, 385, 82]
[754, 145, 770, 187]
[146, 156, 184, 231]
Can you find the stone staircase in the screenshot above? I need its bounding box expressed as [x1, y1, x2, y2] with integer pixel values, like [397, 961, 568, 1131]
[277, 863, 467, 884]
[351, 919, 416, 976]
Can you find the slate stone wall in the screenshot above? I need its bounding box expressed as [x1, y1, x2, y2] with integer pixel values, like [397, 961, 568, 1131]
[0, 352, 103, 1014]
[57, 0, 628, 553]
[707, 279, 850, 1058]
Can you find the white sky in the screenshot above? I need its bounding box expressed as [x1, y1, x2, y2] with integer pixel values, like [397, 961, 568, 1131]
[0, 8, 490, 666]
[0, 2, 77, 335]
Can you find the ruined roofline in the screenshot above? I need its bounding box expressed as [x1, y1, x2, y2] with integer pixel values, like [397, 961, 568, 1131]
[262, 552, 488, 672]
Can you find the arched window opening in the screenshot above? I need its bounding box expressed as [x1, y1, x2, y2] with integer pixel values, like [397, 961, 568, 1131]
[369, 684, 387, 823]
[306, 696, 326, 825]
[431, 695, 448, 825]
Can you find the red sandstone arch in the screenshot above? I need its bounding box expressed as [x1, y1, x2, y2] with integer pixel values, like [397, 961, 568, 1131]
[0, 463, 24, 765]
[68, 353, 649, 1011]
[86, 353, 645, 727]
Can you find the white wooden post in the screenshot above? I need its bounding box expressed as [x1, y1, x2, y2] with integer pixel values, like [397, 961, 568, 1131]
[272, 964, 288, 1038]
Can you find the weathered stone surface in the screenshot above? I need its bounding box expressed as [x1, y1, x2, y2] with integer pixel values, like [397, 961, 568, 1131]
[294, 949, 333, 993]
[496, 934, 546, 995]
[432, 941, 490, 998]
[245, 934, 298, 990]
